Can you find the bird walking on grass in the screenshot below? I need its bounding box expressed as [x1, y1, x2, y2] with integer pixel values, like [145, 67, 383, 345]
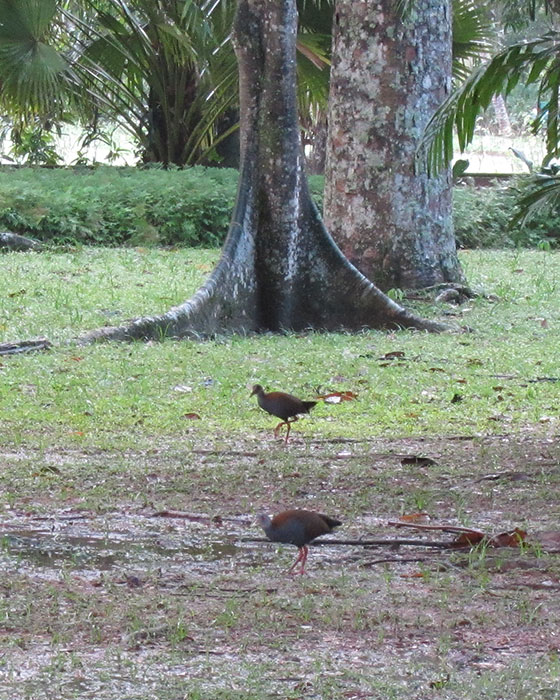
[257, 509, 342, 575]
[250, 384, 317, 443]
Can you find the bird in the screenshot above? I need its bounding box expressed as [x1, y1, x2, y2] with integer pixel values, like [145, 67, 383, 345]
[257, 509, 342, 575]
[509, 147, 533, 173]
[250, 384, 317, 443]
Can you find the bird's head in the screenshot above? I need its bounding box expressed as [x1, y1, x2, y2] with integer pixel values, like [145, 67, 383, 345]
[256, 513, 271, 530]
[250, 384, 263, 397]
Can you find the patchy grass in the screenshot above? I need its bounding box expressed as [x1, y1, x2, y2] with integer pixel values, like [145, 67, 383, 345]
[0, 247, 559, 698]
[0, 248, 558, 451]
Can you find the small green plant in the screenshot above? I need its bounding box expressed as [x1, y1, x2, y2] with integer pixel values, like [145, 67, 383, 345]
[170, 619, 192, 644]
[9, 124, 62, 166]
[214, 599, 241, 631]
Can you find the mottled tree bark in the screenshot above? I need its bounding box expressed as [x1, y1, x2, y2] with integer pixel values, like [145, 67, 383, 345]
[491, 95, 511, 136]
[80, 0, 451, 343]
[324, 0, 465, 291]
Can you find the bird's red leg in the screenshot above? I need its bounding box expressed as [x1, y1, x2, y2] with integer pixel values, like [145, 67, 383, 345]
[273, 421, 288, 438]
[283, 417, 298, 444]
[299, 545, 309, 574]
[288, 545, 308, 575]
[288, 546, 306, 575]
[284, 421, 291, 444]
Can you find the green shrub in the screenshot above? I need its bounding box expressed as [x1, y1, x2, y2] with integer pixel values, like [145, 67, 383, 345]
[308, 174, 325, 211]
[453, 179, 560, 249]
[0, 166, 239, 247]
[453, 183, 515, 248]
[1, 166, 558, 249]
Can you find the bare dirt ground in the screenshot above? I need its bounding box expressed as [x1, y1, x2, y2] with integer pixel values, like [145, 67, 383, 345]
[1, 434, 559, 699]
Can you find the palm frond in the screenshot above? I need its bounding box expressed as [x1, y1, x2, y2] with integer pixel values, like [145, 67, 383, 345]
[500, 0, 550, 29]
[452, 0, 494, 82]
[419, 33, 560, 174]
[297, 0, 334, 34]
[395, 0, 414, 17]
[0, 0, 58, 38]
[0, 0, 69, 115]
[510, 173, 560, 227]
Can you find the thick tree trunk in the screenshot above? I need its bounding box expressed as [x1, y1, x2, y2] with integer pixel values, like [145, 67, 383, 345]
[324, 0, 465, 291]
[491, 95, 511, 136]
[81, 0, 451, 344]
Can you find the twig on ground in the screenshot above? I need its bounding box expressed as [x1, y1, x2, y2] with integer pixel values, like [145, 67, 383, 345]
[360, 557, 432, 567]
[0, 338, 52, 356]
[241, 536, 453, 549]
[387, 520, 486, 537]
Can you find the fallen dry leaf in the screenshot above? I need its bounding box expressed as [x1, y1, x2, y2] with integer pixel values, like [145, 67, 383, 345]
[379, 351, 406, 360]
[453, 531, 485, 547]
[398, 513, 431, 524]
[33, 465, 63, 477]
[317, 390, 358, 403]
[489, 528, 527, 548]
[452, 527, 527, 549]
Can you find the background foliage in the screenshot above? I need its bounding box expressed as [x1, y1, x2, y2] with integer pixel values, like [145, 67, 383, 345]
[0, 166, 239, 247]
[0, 167, 558, 250]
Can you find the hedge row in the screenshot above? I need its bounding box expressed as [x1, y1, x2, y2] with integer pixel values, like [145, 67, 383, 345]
[0, 166, 557, 249]
[0, 166, 241, 248]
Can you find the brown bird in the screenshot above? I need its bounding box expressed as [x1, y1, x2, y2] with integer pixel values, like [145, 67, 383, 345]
[250, 384, 317, 443]
[257, 509, 342, 575]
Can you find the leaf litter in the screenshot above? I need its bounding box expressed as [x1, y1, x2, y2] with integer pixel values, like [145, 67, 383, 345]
[0, 434, 559, 699]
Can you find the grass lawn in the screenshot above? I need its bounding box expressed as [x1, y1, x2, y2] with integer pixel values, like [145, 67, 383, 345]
[0, 247, 559, 699]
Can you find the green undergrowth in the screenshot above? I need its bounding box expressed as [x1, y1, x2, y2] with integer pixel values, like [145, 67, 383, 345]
[453, 180, 560, 248]
[0, 166, 324, 247]
[0, 166, 239, 247]
[1, 165, 558, 249]
[0, 248, 558, 451]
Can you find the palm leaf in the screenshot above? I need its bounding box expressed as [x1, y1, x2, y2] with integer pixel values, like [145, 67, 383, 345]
[419, 34, 560, 174]
[452, 0, 493, 82]
[297, 0, 335, 34]
[510, 174, 560, 227]
[0, 0, 69, 115]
